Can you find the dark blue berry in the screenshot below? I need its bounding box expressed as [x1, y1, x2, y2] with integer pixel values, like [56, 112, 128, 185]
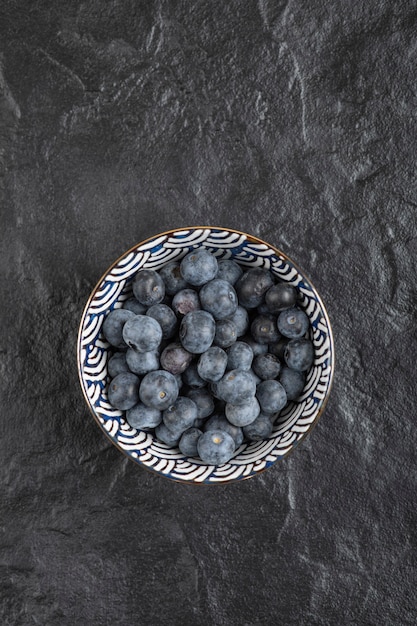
[256, 380, 287, 414]
[186, 388, 215, 420]
[242, 335, 268, 357]
[179, 310, 216, 354]
[197, 346, 228, 383]
[155, 423, 181, 447]
[132, 269, 165, 306]
[269, 337, 290, 360]
[146, 304, 178, 339]
[102, 308, 135, 348]
[123, 297, 147, 315]
[197, 430, 235, 464]
[126, 403, 162, 430]
[210, 381, 221, 400]
[251, 314, 280, 344]
[284, 338, 314, 371]
[279, 366, 306, 400]
[204, 414, 244, 448]
[160, 342, 193, 375]
[163, 396, 198, 434]
[108, 372, 140, 410]
[226, 341, 253, 371]
[277, 307, 309, 339]
[214, 319, 237, 348]
[122, 315, 162, 352]
[174, 373, 183, 391]
[179, 427, 203, 456]
[216, 369, 256, 404]
[252, 353, 281, 380]
[235, 268, 274, 309]
[247, 368, 262, 386]
[181, 363, 207, 388]
[243, 413, 273, 441]
[172, 289, 201, 317]
[226, 305, 249, 337]
[126, 348, 159, 375]
[216, 259, 243, 285]
[139, 370, 179, 410]
[225, 396, 260, 427]
[180, 248, 218, 287]
[199, 279, 238, 320]
[108, 352, 129, 378]
[159, 261, 189, 295]
[265, 283, 298, 313]
[257, 302, 271, 315]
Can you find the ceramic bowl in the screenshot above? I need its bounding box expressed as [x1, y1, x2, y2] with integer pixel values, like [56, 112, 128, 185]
[77, 227, 334, 484]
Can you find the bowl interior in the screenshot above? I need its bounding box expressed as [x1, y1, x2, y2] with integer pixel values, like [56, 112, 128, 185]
[78, 227, 334, 484]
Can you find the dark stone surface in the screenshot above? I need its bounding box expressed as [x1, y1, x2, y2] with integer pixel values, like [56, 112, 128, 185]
[1, 1, 416, 624]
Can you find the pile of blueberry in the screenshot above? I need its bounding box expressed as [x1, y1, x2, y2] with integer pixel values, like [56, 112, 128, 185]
[103, 249, 314, 465]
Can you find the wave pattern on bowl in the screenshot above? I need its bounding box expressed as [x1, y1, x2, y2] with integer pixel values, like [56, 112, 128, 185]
[78, 228, 333, 484]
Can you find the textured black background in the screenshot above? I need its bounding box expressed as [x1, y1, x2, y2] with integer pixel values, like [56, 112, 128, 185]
[1, 1, 417, 624]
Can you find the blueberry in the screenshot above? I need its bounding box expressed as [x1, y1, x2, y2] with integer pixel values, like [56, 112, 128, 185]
[277, 307, 309, 339]
[279, 366, 306, 400]
[252, 353, 281, 380]
[160, 342, 193, 375]
[235, 268, 274, 309]
[179, 310, 216, 354]
[108, 352, 129, 378]
[268, 337, 290, 360]
[186, 388, 215, 420]
[242, 335, 268, 357]
[226, 341, 253, 371]
[132, 269, 165, 306]
[197, 430, 236, 465]
[265, 283, 298, 313]
[226, 305, 249, 337]
[102, 308, 135, 348]
[163, 396, 198, 434]
[197, 346, 228, 383]
[199, 279, 238, 320]
[247, 368, 262, 386]
[146, 304, 178, 339]
[122, 315, 163, 352]
[204, 414, 244, 449]
[193, 417, 208, 430]
[216, 369, 256, 405]
[123, 297, 147, 315]
[257, 302, 271, 315]
[126, 348, 160, 375]
[216, 259, 243, 285]
[181, 363, 207, 388]
[243, 413, 273, 441]
[155, 423, 181, 447]
[126, 403, 162, 429]
[256, 380, 287, 414]
[139, 370, 179, 410]
[284, 338, 314, 371]
[213, 319, 237, 349]
[225, 396, 261, 427]
[174, 373, 183, 391]
[179, 427, 203, 456]
[172, 289, 201, 317]
[209, 381, 221, 400]
[251, 314, 280, 344]
[159, 261, 190, 295]
[108, 372, 140, 410]
[180, 248, 218, 287]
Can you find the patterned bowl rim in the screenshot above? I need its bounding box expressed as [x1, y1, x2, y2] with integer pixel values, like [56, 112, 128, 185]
[77, 226, 335, 484]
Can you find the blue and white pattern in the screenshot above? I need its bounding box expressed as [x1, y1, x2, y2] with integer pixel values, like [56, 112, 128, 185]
[78, 228, 334, 484]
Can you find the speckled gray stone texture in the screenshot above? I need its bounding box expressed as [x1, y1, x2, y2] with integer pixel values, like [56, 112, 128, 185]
[1, 0, 417, 624]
